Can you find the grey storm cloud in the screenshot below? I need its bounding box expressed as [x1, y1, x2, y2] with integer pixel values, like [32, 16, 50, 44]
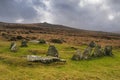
[0, 0, 37, 22]
[0, 0, 120, 32]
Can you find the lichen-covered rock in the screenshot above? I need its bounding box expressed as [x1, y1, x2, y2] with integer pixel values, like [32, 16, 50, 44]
[27, 55, 66, 64]
[71, 41, 113, 61]
[47, 45, 59, 57]
[10, 42, 15, 49]
[82, 47, 93, 59]
[92, 45, 104, 57]
[21, 39, 28, 47]
[104, 46, 113, 56]
[10, 42, 17, 52]
[72, 50, 83, 60]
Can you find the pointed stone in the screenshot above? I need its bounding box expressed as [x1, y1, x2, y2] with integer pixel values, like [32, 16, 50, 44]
[10, 42, 17, 52]
[82, 47, 93, 59]
[47, 45, 59, 57]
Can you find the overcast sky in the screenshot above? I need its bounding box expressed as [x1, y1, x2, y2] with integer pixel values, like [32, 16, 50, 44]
[0, 0, 120, 32]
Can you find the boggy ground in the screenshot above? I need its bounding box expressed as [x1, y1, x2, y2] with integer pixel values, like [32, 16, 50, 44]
[0, 39, 120, 80]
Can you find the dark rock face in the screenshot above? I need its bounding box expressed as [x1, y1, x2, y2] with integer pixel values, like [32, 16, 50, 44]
[9, 36, 17, 41]
[21, 39, 28, 47]
[39, 39, 46, 44]
[47, 45, 59, 57]
[10, 42, 17, 52]
[16, 36, 23, 40]
[88, 41, 96, 48]
[104, 46, 113, 56]
[50, 39, 63, 44]
[72, 50, 83, 60]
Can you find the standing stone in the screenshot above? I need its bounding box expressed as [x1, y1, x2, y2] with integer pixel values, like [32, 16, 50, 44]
[21, 39, 28, 47]
[92, 45, 104, 57]
[46, 45, 59, 57]
[10, 42, 15, 49]
[10, 42, 17, 52]
[104, 46, 113, 56]
[72, 50, 83, 60]
[82, 47, 93, 59]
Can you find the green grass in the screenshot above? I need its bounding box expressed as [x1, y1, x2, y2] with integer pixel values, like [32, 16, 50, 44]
[0, 40, 120, 80]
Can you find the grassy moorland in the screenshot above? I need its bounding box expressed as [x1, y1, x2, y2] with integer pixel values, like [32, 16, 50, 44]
[0, 40, 120, 80]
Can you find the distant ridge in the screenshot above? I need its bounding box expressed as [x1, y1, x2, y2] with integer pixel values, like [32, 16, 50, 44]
[0, 21, 120, 37]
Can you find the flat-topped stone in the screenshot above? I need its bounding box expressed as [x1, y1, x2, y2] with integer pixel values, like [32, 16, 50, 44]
[27, 55, 66, 64]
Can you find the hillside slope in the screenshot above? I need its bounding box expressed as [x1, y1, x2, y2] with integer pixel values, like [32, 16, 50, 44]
[0, 22, 120, 47]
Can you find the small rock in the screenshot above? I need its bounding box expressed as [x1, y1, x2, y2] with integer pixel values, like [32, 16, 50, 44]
[21, 39, 28, 47]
